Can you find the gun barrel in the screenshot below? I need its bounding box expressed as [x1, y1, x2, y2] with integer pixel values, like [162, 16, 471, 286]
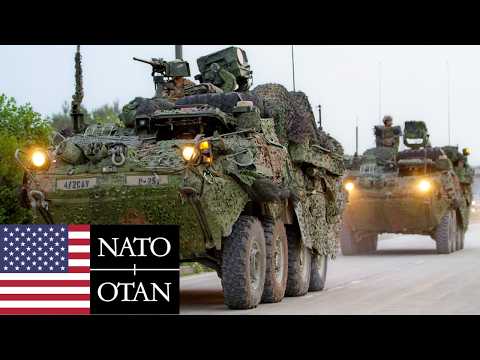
[133, 57, 155, 66]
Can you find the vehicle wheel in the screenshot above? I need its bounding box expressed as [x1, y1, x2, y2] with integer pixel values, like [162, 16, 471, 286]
[285, 226, 311, 297]
[261, 217, 288, 303]
[456, 222, 465, 250]
[364, 233, 378, 252]
[221, 216, 266, 309]
[435, 210, 456, 254]
[309, 254, 328, 291]
[340, 223, 377, 255]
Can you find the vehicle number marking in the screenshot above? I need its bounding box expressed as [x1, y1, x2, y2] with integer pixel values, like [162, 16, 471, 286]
[126, 175, 168, 186]
[57, 178, 97, 190]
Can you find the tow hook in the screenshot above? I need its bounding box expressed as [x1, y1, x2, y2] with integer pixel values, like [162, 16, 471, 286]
[28, 190, 49, 210]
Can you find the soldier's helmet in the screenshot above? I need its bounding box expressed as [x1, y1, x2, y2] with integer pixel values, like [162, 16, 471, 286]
[382, 115, 393, 125]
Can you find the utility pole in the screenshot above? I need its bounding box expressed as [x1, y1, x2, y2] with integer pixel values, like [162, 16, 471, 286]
[175, 45, 183, 60]
[291, 45, 296, 91]
[447, 61, 451, 145]
[378, 61, 382, 121]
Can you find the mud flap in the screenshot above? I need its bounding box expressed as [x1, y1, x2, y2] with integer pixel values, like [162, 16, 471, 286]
[293, 201, 313, 249]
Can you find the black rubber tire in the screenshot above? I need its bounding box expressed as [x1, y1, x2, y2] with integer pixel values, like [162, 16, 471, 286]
[456, 221, 465, 251]
[435, 210, 456, 254]
[459, 230, 465, 250]
[364, 233, 378, 252]
[340, 223, 378, 255]
[309, 255, 328, 292]
[222, 216, 266, 309]
[261, 217, 288, 303]
[285, 226, 312, 297]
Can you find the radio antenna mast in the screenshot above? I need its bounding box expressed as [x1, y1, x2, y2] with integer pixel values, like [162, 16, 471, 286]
[355, 116, 359, 156]
[447, 61, 451, 145]
[291, 45, 296, 91]
[175, 45, 183, 60]
[71, 45, 84, 134]
[378, 61, 382, 121]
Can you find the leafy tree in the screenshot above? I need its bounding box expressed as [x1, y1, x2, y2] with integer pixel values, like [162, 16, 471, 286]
[0, 94, 51, 223]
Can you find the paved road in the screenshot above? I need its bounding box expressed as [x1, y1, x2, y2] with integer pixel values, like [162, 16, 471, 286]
[180, 222, 480, 314]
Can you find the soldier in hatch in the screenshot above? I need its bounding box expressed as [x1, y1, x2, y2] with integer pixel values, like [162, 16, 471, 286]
[160, 75, 197, 102]
[375, 115, 402, 151]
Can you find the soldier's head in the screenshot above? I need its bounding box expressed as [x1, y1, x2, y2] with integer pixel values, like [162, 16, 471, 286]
[383, 115, 393, 127]
[173, 76, 184, 87]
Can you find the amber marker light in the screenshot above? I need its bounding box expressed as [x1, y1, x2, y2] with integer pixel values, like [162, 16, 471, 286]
[199, 140, 210, 151]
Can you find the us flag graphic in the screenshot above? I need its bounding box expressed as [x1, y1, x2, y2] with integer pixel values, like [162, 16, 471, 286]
[0, 224, 90, 314]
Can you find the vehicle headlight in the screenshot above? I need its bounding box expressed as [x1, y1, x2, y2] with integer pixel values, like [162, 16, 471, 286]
[344, 181, 355, 192]
[181, 140, 213, 165]
[418, 179, 431, 193]
[182, 146, 197, 162]
[30, 149, 50, 170]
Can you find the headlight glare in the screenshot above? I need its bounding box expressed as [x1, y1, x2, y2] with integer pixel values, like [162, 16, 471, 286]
[30, 149, 49, 169]
[418, 179, 431, 193]
[344, 182, 354, 192]
[182, 146, 197, 162]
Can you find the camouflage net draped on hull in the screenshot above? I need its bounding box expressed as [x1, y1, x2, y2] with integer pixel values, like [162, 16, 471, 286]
[251, 84, 346, 258]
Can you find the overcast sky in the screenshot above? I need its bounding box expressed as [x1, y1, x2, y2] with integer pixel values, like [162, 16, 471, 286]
[0, 45, 478, 165]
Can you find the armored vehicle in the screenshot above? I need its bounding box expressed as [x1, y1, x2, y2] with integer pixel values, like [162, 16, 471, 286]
[341, 120, 473, 255]
[16, 47, 346, 309]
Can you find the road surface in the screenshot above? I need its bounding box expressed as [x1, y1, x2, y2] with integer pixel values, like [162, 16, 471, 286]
[180, 222, 480, 314]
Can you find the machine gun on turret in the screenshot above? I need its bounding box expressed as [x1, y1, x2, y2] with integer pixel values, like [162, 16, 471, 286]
[133, 57, 191, 97]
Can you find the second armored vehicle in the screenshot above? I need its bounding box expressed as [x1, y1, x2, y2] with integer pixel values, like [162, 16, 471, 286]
[341, 120, 473, 255]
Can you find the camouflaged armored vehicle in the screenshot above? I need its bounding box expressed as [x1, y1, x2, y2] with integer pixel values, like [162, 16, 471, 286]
[341, 120, 474, 255]
[16, 47, 346, 309]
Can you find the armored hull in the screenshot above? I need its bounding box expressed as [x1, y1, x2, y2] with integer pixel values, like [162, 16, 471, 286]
[344, 173, 453, 235]
[31, 168, 248, 260]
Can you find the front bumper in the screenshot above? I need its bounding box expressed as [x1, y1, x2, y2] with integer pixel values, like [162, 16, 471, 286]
[344, 191, 446, 235]
[29, 171, 249, 259]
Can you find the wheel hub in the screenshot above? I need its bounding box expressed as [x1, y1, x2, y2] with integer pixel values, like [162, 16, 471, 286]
[273, 234, 284, 283]
[250, 241, 261, 289]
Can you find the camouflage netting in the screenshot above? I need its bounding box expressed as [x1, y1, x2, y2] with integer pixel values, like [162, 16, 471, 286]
[397, 147, 446, 162]
[175, 92, 265, 115]
[287, 91, 318, 144]
[442, 146, 464, 164]
[316, 129, 345, 155]
[252, 84, 343, 154]
[252, 84, 316, 145]
[119, 97, 175, 127]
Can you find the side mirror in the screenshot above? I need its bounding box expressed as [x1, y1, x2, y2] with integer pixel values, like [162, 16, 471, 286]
[463, 148, 471, 156]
